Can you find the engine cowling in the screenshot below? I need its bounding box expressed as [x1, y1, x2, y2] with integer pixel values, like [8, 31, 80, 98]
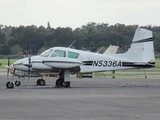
[42, 58, 84, 69]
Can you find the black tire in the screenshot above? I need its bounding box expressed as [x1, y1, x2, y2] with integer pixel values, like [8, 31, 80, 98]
[56, 79, 63, 87]
[6, 81, 14, 89]
[15, 80, 21, 86]
[36, 79, 41, 85]
[39, 79, 46, 86]
[63, 81, 70, 88]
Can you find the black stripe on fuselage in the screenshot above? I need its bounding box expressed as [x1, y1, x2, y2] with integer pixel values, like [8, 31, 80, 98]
[83, 61, 155, 68]
[32, 61, 42, 63]
[42, 61, 82, 65]
[122, 62, 155, 68]
[13, 63, 23, 66]
[83, 61, 93, 66]
[132, 37, 153, 44]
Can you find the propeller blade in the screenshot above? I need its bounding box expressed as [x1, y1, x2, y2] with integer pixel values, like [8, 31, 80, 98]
[7, 57, 10, 78]
[28, 55, 31, 81]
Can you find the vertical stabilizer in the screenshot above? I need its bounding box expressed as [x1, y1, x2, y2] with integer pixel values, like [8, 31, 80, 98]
[117, 28, 155, 63]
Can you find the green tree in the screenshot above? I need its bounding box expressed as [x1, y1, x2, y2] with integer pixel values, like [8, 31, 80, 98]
[10, 45, 23, 55]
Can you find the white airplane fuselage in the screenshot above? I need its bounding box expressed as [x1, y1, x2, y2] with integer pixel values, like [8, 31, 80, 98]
[13, 46, 154, 74]
[12, 28, 155, 76]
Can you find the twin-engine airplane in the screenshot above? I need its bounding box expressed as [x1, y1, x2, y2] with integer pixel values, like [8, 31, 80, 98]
[6, 28, 155, 88]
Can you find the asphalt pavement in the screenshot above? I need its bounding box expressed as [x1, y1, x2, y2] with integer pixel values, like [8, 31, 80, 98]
[0, 75, 160, 120]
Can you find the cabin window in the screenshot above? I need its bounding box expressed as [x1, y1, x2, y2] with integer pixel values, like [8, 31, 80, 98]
[40, 49, 53, 57]
[68, 51, 79, 59]
[51, 50, 66, 57]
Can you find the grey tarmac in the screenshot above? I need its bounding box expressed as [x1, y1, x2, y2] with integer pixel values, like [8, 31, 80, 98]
[0, 75, 160, 120]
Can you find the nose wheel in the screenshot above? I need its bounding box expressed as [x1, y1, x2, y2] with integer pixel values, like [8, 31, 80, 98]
[6, 81, 14, 89]
[6, 80, 21, 89]
[15, 80, 21, 86]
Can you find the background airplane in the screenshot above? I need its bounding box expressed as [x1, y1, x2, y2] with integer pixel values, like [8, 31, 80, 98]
[103, 45, 119, 55]
[6, 28, 155, 89]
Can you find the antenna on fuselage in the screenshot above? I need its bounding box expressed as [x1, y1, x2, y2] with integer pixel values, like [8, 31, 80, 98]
[68, 40, 76, 48]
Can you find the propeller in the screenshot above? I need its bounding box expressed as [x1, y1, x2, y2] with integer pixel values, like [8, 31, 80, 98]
[7, 56, 10, 78]
[28, 55, 31, 81]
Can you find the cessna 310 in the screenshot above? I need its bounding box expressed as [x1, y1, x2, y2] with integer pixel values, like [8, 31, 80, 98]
[6, 28, 155, 89]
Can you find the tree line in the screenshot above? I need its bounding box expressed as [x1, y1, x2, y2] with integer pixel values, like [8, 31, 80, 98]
[0, 22, 160, 56]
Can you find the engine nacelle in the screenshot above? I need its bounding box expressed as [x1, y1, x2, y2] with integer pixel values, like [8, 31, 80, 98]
[32, 60, 52, 70]
[42, 58, 84, 69]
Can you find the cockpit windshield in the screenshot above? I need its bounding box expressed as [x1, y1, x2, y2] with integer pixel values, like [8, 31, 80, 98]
[40, 49, 53, 57]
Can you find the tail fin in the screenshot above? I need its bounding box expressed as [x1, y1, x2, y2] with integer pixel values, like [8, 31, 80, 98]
[118, 28, 155, 63]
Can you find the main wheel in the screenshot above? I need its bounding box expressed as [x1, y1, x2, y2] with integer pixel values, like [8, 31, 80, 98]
[63, 81, 70, 88]
[56, 78, 63, 87]
[6, 81, 14, 89]
[15, 80, 21, 86]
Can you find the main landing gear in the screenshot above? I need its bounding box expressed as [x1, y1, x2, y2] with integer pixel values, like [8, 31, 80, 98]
[55, 70, 70, 88]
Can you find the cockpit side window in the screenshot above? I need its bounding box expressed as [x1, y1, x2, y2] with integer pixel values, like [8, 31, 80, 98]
[40, 49, 53, 57]
[68, 51, 79, 59]
[51, 50, 66, 57]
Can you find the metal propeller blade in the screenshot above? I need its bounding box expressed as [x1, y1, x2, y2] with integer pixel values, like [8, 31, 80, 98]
[28, 55, 31, 81]
[7, 56, 10, 78]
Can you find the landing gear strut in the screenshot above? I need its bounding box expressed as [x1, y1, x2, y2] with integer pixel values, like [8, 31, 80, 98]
[55, 70, 70, 88]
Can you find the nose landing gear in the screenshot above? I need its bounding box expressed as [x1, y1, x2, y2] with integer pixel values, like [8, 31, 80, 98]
[6, 80, 21, 89]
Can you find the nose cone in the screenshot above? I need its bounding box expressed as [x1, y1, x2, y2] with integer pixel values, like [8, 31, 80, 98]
[12, 55, 44, 71]
[13, 58, 28, 70]
[13, 58, 27, 66]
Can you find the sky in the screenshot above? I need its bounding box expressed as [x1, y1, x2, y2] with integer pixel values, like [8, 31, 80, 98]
[0, 0, 160, 29]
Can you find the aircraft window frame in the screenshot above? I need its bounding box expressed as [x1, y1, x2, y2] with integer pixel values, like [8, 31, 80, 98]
[68, 51, 79, 59]
[40, 49, 53, 57]
[51, 50, 66, 57]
